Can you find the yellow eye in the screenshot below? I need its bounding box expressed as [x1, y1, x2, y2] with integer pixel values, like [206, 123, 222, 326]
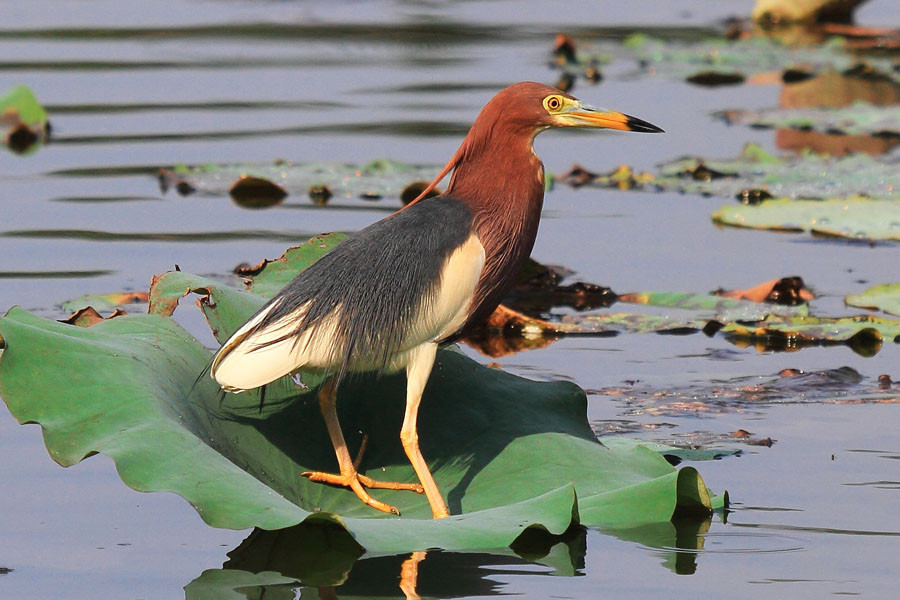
[544, 95, 564, 112]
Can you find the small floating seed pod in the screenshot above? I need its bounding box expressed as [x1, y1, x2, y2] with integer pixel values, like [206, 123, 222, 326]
[307, 184, 332, 206]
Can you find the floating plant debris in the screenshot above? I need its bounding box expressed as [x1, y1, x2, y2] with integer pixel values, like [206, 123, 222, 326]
[229, 175, 288, 208]
[159, 160, 442, 204]
[1, 85, 49, 154]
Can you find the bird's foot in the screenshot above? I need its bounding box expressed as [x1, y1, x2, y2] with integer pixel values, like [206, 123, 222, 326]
[301, 470, 423, 515]
[301, 433, 424, 516]
[301, 469, 424, 493]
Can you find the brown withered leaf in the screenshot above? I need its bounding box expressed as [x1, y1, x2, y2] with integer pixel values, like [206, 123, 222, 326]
[715, 276, 813, 305]
[775, 128, 900, 156]
[479, 303, 555, 334]
[60, 307, 127, 327]
[147, 273, 188, 316]
[780, 70, 900, 110]
[463, 305, 558, 358]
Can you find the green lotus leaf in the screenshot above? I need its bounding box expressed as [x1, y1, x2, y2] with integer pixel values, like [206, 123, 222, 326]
[712, 196, 900, 241]
[0, 257, 721, 552]
[240, 233, 349, 298]
[845, 283, 900, 317]
[0, 84, 47, 127]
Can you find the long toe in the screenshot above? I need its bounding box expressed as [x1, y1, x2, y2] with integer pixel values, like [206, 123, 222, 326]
[357, 474, 425, 493]
[301, 470, 402, 515]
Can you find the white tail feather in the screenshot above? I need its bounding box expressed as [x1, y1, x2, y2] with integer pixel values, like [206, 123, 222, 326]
[211, 301, 343, 392]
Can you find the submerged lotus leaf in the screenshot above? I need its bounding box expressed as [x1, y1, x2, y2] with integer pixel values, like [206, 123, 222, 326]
[597, 437, 741, 463]
[555, 312, 708, 335]
[544, 291, 807, 336]
[163, 160, 441, 202]
[845, 284, 900, 317]
[565, 33, 898, 84]
[657, 143, 900, 200]
[618, 291, 807, 320]
[471, 287, 897, 356]
[712, 196, 900, 241]
[722, 101, 900, 137]
[0, 250, 720, 551]
[597, 367, 898, 420]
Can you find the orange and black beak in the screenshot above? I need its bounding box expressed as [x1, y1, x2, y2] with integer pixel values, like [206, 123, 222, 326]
[556, 101, 664, 133]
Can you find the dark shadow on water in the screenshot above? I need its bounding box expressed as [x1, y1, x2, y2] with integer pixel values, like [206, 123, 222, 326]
[603, 516, 714, 576]
[183, 514, 720, 598]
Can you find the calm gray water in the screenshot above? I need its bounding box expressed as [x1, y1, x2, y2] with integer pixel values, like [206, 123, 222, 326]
[2, 1, 899, 598]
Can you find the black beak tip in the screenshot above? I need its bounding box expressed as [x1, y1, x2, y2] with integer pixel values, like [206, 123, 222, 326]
[627, 115, 665, 133]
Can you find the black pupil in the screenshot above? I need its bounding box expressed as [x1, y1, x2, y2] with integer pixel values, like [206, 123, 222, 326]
[550, 98, 559, 108]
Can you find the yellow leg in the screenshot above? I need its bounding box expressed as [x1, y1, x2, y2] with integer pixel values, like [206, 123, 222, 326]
[401, 343, 450, 519]
[301, 377, 424, 516]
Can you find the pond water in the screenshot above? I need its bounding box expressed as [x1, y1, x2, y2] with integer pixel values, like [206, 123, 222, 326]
[2, 1, 899, 598]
